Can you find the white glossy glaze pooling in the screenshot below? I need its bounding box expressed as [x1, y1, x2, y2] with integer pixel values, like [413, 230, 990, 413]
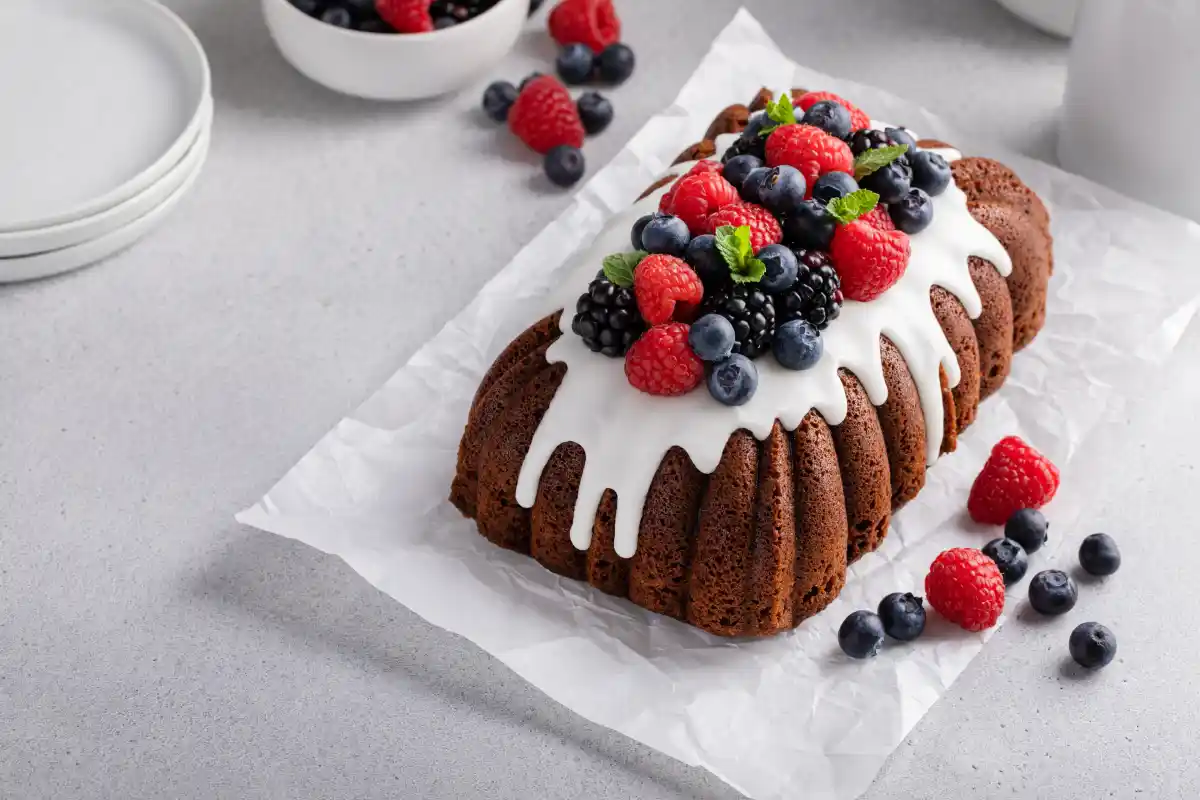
[515, 130, 1010, 559]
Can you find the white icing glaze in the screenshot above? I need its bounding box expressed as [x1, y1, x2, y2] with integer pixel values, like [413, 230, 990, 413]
[514, 130, 1011, 559]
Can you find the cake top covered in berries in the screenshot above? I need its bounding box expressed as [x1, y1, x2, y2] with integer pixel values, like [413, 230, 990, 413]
[513, 89, 1012, 558]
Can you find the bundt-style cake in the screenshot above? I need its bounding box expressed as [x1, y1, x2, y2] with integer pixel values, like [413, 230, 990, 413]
[450, 88, 1052, 637]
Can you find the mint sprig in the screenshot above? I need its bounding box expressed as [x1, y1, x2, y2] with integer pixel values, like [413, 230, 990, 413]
[760, 93, 796, 137]
[825, 190, 880, 224]
[853, 144, 909, 180]
[602, 251, 646, 288]
[714, 225, 766, 284]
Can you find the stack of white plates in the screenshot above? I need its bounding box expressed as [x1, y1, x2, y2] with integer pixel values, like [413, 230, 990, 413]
[0, 0, 212, 283]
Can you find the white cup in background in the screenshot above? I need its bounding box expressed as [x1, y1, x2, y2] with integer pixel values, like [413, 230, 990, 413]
[1059, 0, 1200, 221]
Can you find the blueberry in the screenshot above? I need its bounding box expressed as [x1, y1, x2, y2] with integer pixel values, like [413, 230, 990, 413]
[909, 150, 952, 196]
[519, 72, 544, 91]
[433, 16, 457, 28]
[1028, 569, 1078, 616]
[838, 610, 885, 659]
[320, 6, 353, 27]
[1069, 622, 1117, 669]
[482, 81, 519, 122]
[596, 43, 635, 84]
[741, 111, 769, 140]
[358, 16, 395, 32]
[860, 160, 912, 205]
[754, 165, 807, 217]
[640, 214, 690, 257]
[783, 200, 836, 251]
[772, 319, 822, 370]
[722, 154, 764, 194]
[1079, 533, 1121, 576]
[544, 145, 585, 187]
[982, 537, 1029, 585]
[1005, 508, 1048, 554]
[340, 0, 377, 14]
[889, 188, 934, 234]
[631, 214, 655, 251]
[289, 0, 321, 15]
[812, 171, 859, 205]
[801, 100, 852, 140]
[556, 43, 595, 85]
[685, 234, 727, 288]
[756, 244, 798, 293]
[577, 91, 613, 134]
[707, 354, 758, 406]
[877, 592, 926, 641]
[739, 167, 772, 205]
[885, 126, 917, 151]
[689, 314, 736, 362]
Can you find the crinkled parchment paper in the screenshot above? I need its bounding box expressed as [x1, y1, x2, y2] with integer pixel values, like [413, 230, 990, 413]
[238, 10, 1200, 799]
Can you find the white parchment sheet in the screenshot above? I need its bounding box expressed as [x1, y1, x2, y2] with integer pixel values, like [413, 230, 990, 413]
[239, 10, 1200, 799]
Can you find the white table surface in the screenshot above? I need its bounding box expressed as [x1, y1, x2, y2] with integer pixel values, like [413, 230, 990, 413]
[5, 1, 1200, 798]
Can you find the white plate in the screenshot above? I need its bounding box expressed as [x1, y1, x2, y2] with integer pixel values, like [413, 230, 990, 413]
[0, 123, 209, 284]
[0, 0, 211, 233]
[0, 96, 212, 258]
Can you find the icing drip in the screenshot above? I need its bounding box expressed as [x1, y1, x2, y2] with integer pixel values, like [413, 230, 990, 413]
[515, 136, 1012, 559]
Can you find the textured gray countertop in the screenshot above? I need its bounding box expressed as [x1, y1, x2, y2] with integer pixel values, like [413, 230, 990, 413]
[4, 1, 1199, 798]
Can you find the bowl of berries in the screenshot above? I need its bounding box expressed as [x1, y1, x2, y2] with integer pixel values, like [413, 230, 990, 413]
[263, 0, 530, 100]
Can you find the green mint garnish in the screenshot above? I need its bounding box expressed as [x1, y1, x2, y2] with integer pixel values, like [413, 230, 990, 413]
[825, 190, 880, 224]
[601, 250, 646, 288]
[714, 225, 766, 284]
[853, 144, 909, 180]
[760, 92, 796, 137]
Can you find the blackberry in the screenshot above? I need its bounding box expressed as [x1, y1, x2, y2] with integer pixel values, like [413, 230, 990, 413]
[849, 128, 910, 168]
[721, 129, 767, 164]
[774, 250, 842, 330]
[571, 273, 645, 357]
[702, 285, 776, 360]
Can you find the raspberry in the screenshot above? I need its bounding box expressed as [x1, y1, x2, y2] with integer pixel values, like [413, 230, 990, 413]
[624, 323, 704, 396]
[633, 254, 704, 324]
[661, 172, 740, 236]
[797, 90, 871, 131]
[861, 205, 896, 232]
[704, 202, 782, 251]
[925, 548, 1006, 631]
[967, 436, 1061, 525]
[376, 0, 433, 32]
[548, 0, 621, 53]
[659, 161, 725, 213]
[765, 125, 854, 195]
[829, 220, 911, 302]
[508, 76, 585, 154]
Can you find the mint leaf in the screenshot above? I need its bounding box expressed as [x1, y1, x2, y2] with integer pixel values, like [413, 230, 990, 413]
[853, 144, 909, 180]
[760, 92, 796, 136]
[826, 189, 880, 224]
[602, 251, 645, 287]
[715, 225, 763, 282]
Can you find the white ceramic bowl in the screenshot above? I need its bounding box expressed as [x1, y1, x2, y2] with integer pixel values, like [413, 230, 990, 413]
[262, 0, 529, 101]
[995, 0, 1079, 39]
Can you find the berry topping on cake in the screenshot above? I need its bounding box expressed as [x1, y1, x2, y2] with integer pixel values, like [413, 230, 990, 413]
[797, 90, 871, 131]
[688, 313, 736, 362]
[684, 234, 726, 289]
[968, 437, 1061, 525]
[981, 537, 1029, 586]
[756, 244, 798, 293]
[722, 154, 764, 195]
[1079, 533, 1121, 576]
[633, 254, 704, 324]
[1028, 569, 1077, 616]
[576, 91, 613, 134]
[774, 249, 842, 330]
[707, 353, 759, 406]
[1069, 622, 1117, 669]
[624, 323, 704, 396]
[854, 145, 913, 205]
[877, 592, 926, 641]
[812, 171, 859, 204]
[766, 124, 855, 194]
[508, 75, 585, 154]
[571, 269, 645, 357]
[639, 214, 690, 257]
[884, 126, 917, 151]
[548, 0, 620, 53]
[889, 188, 934, 234]
[662, 171, 740, 236]
[909, 150, 953, 196]
[376, 0, 433, 32]
[800, 100, 852, 140]
[701, 284, 776, 360]
[838, 610, 885, 659]
[783, 200, 836, 251]
[1005, 508, 1049, 553]
[748, 165, 807, 218]
[706, 202, 782, 250]
[544, 145, 586, 187]
[482, 80, 519, 123]
[721, 112, 769, 163]
[596, 43, 636, 84]
[772, 319, 823, 370]
[925, 548, 1005, 631]
[848, 129, 893, 156]
[827, 190, 912, 302]
[556, 43, 595, 85]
